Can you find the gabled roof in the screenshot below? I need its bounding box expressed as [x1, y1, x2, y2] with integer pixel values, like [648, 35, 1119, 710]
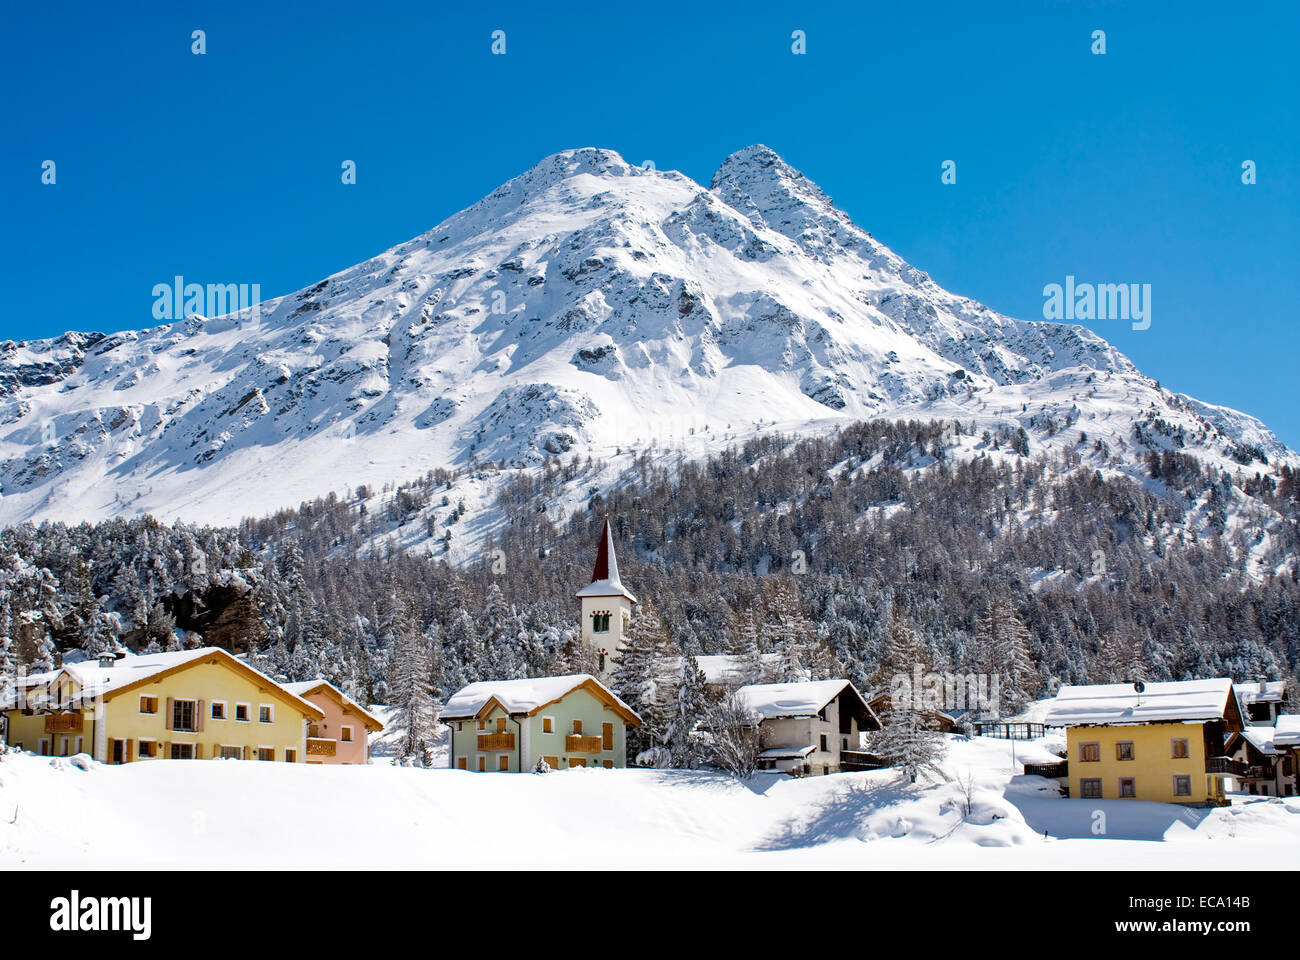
[441, 673, 641, 726]
[575, 518, 637, 603]
[1043, 679, 1238, 727]
[1228, 728, 1283, 756]
[1272, 715, 1300, 748]
[1235, 681, 1286, 704]
[69, 647, 324, 720]
[282, 679, 385, 732]
[737, 678, 878, 729]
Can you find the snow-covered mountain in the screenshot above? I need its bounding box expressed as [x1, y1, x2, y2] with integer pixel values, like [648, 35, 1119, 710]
[0, 145, 1288, 531]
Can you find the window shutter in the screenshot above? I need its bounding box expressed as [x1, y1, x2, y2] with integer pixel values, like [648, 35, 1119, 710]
[160, 741, 169, 758]
[194, 743, 203, 759]
[126, 740, 134, 763]
[165, 697, 175, 731]
[196, 702, 205, 732]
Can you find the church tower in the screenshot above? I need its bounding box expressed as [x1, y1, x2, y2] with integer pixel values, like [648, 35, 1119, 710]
[576, 517, 637, 676]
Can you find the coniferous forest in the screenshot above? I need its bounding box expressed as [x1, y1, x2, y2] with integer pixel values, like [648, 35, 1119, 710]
[3, 419, 1299, 739]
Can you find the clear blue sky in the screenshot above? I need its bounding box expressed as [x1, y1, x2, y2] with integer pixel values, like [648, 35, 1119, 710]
[3, 1, 1297, 445]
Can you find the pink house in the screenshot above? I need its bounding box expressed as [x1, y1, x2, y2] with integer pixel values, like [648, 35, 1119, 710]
[282, 680, 385, 764]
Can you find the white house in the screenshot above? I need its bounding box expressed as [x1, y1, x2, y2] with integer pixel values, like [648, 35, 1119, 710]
[737, 679, 879, 776]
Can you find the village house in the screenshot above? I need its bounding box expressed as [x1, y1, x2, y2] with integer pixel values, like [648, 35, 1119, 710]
[281, 679, 385, 764]
[1225, 725, 1297, 797]
[440, 674, 640, 771]
[1, 647, 324, 763]
[737, 679, 880, 776]
[1235, 680, 1287, 726]
[1043, 678, 1245, 806]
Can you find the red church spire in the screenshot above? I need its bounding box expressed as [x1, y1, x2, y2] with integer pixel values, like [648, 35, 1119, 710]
[575, 515, 637, 603]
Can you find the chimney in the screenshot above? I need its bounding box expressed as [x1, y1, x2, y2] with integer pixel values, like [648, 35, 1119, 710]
[98, 651, 119, 669]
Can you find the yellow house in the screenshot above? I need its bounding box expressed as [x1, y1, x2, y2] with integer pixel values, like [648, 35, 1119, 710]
[1, 648, 324, 763]
[1043, 678, 1244, 806]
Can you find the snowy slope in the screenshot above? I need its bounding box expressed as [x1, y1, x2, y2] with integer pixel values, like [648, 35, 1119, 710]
[0, 146, 1289, 533]
[3, 735, 1299, 869]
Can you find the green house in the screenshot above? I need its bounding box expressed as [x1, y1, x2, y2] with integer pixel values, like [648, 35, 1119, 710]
[441, 674, 642, 772]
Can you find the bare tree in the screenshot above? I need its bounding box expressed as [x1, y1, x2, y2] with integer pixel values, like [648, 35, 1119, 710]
[704, 690, 760, 778]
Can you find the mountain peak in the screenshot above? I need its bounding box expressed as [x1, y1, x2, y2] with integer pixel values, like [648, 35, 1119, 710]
[708, 144, 842, 245]
[711, 144, 829, 202]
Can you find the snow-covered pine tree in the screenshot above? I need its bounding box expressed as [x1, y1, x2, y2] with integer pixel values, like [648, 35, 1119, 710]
[872, 697, 946, 784]
[761, 577, 816, 681]
[385, 601, 439, 767]
[871, 608, 934, 694]
[973, 598, 1043, 714]
[667, 654, 708, 769]
[734, 608, 765, 685]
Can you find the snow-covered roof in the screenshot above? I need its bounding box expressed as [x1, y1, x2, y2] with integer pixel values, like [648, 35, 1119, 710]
[3, 648, 324, 719]
[58, 648, 215, 696]
[1272, 716, 1300, 748]
[282, 679, 385, 731]
[440, 673, 639, 725]
[759, 744, 816, 759]
[1236, 727, 1283, 755]
[574, 518, 637, 603]
[736, 679, 866, 721]
[1235, 681, 1286, 703]
[1043, 679, 1236, 727]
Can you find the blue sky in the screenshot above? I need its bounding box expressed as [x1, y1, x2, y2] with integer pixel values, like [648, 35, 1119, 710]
[3, 1, 1297, 445]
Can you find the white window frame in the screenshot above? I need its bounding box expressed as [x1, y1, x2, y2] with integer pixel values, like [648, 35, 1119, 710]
[256, 744, 274, 761]
[455, 755, 467, 770]
[542, 716, 555, 734]
[210, 700, 227, 721]
[218, 744, 244, 760]
[341, 725, 354, 743]
[234, 702, 251, 722]
[258, 704, 274, 724]
[138, 694, 158, 715]
[138, 737, 158, 759]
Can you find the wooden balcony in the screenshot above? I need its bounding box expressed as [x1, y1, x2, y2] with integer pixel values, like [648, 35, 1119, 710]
[1205, 756, 1249, 778]
[477, 733, 515, 751]
[840, 750, 889, 772]
[306, 737, 336, 757]
[44, 713, 83, 734]
[566, 735, 602, 754]
[1023, 760, 1069, 779]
